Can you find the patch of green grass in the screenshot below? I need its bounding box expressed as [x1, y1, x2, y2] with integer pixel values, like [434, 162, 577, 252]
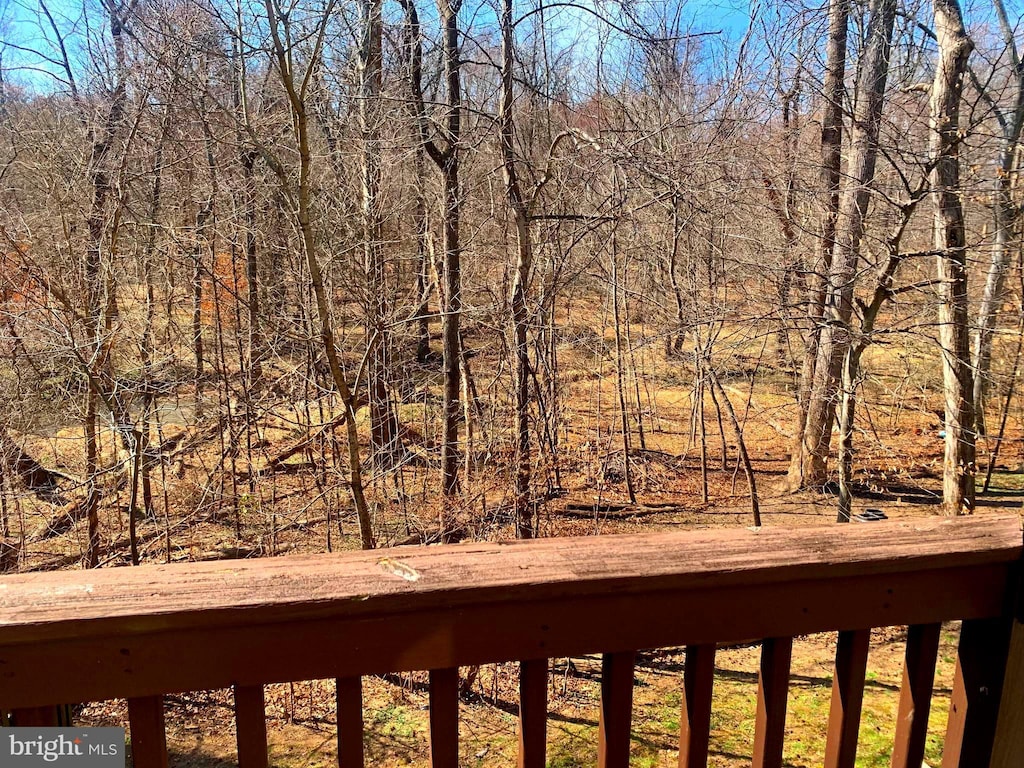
[658, 691, 682, 732]
[709, 678, 757, 759]
[985, 471, 1024, 491]
[547, 721, 597, 768]
[371, 703, 419, 740]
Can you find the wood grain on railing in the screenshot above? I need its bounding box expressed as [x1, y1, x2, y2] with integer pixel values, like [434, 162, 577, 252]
[0, 516, 1017, 710]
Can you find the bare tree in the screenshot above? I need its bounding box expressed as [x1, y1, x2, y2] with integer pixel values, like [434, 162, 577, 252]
[971, 0, 1024, 433]
[400, 0, 464, 539]
[790, 0, 897, 489]
[930, 0, 975, 514]
[786, 0, 848, 490]
[263, 0, 375, 548]
[360, 0, 400, 467]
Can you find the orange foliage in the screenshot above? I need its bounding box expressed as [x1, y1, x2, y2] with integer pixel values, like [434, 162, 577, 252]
[0, 241, 42, 310]
[201, 251, 248, 328]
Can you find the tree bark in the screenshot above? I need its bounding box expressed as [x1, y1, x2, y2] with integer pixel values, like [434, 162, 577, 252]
[930, 0, 975, 515]
[82, 0, 131, 567]
[787, 0, 847, 489]
[361, 0, 399, 467]
[438, 0, 463, 533]
[399, 0, 464, 539]
[971, 0, 1024, 433]
[264, 0, 375, 549]
[499, 0, 537, 538]
[790, 0, 896, 489]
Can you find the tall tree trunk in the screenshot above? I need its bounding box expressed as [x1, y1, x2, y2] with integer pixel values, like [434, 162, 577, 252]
[791, 0, 896, 489]
[764, 64, 802, 371]
[401, 0, 463, 537]
[974, 157, 1021, 433]
[930, 0, 975, 514]
[500, 0, 538, 538]
[233, 35, 263, 386]
[835, 189, 925, 520]
[413, 147, 433, 363]
[192, 196, 211, 417]
[264, 0, 375, 549]
[361, 0, 399, 467]
[82, 0, 130, 567]
[139, 93, 174, 523]
[786, 0, 848, 489]
[611, 228, 637, 505]
[972, 0, 1024, 432]
[437, 0, 463, 537]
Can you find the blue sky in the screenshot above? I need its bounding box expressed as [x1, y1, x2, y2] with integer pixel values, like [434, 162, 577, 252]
[0, 0, 757, 94]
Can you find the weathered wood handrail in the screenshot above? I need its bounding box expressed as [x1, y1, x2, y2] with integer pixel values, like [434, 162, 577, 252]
[0, 515, 1022, 768]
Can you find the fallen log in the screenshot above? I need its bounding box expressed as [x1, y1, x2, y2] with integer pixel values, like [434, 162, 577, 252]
[0, 432, 77, 503]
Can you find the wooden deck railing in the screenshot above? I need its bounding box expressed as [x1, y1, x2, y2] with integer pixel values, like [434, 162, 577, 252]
[1, 515, 1023, 768]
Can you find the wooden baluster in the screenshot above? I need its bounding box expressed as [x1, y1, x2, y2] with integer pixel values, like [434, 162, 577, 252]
[518, 659, 547, 768]
[598, 651, 636, 768]
[11, 706, 59, 727]
[942, 616, 1012, 768]
[428, 668, 459, 768]
[127, 696, 168, 768]
[234, 685, 268, 768]
[991, 605, 1024, 768]
[823, 629, 871, 768]
[891, 623, 941, 768]
[679, 644, 716, 768]
[336, 677, 365, 768]
[752, 636, 792, 768]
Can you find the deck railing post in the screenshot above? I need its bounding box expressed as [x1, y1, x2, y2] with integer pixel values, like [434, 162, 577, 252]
[127, 695, 168, 768]
[597, 650, 636, 768]
[679, 644, 716, 768]
[336, 677, 365, 768]
[989, 557, 1024, 768]
[518, 659, 548, 768]
[752, 636, 792, 768]
[941, 616, 1013, 768]
[824, 629, 871, 768]
[234, 684, 269, 768]
[428, 668, 460, 768]
[891, 623, 941, 768]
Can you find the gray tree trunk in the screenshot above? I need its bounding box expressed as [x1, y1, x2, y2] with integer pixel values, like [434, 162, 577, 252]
[930, 0, 976, 514]
[971, 0, 1024, 433]
[361, 0, 399, 467]
[499, 0, 537, 538]
[786, 0, 848, 489]
[793, 0, 896, 489]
